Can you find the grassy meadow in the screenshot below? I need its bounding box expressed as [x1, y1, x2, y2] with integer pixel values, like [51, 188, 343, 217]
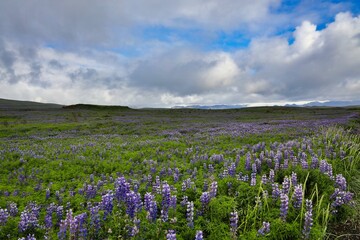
[0, 101, 360, 239]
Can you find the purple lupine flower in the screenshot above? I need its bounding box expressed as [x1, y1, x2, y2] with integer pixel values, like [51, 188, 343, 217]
[115, 176, 130, 203]
[335, 174, 347, 191]
[251, 163, 257, 174]
[170, 195, 177, 209]
[101, 191, 114, 220]
[272, 183, 280, 200]
[19, 203, 40, 232]
[162, 183, 171, 206]
[45, 203, 56, 229]
[147, 199, 157, 222]
[129, 218, 140, 237]
[126, 190, 142, 219]
[245, 153, 252, 171]
[282, 177, 290, 195]
[291, 172, 297, 186]
[58, 219, 67, 240]
[208, 164, 214, 173]
[203, 181, 209, 192]
[330, 188, 354, 211]
[181, 196, 188, 207]
[85, 184, 97, 199]
[195, 230, 203, 240]
[200, 192, 210, 213]
[166, 230, 176, 240]
[303, 199, 313, 239]
[301, 159, 308, 169]
[186, 201, 194, 228]
[0, 208, 9, 225]
[228, 163, 236, 176]
[293, 184, 303, 209]
[280, 193, 289, 221]
[8, 202, 18, 217]
[261, 174, 267, 185]
[258, 221, 270, 236]
[153, 176, 161, 194]
[75, 212, 88, 238]
[230, 211, 238, 236]
[311, 156, 319, 169]
[144, 192, 155, 211]
[269, 169, 275, 183]
[56, 205, 64, 226]
[209, 181, 218, 198]
[250, 173, 257, 186]
[46, 188, 51, 200]
[90, 206, 101, 235]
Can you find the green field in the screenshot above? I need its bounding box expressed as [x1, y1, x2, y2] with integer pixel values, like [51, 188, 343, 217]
[0, 101, 359, 239]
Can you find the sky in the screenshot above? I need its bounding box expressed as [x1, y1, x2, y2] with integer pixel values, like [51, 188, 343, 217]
[1, 0, 360, 107]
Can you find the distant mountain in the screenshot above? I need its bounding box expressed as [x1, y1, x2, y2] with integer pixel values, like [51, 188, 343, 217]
[172, 104, 247, 109]
[302, 100, 360, 107]
[0, 98, 63, 110]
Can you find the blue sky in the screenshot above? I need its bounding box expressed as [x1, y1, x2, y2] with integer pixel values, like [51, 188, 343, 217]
[0, 0, 360, 107]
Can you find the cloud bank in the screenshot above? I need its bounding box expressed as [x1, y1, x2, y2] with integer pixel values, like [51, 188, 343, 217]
[0, 1, 359, 107]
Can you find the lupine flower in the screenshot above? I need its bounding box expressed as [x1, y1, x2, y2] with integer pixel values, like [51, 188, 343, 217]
[209, 181, 218, 198]
[147, 199, 157, 222]
[301, 159, 308, 169]
[101, 191, 114, 220]
[250, 173, 257, 186]
[144, 192, 155, 211]
[230, 211, 238, 236]
[252, 163, 257, 174]
[269, 169, 275, 183]
[261, 174, 267, 185]
[45, 203, 56, 229]
[258, 221, 270, 236]
[272, 183, 280, 200]
[293, 184, 303, 209]
[282, 177, 290, 195]
[115, 176, 130, 203]
[330, 188, 354, 211]
[228, 163, 236, 176]
[303, 199, 313, 239]
[129, 218, 140, 237]
[46, 188, 51, 200]
[181, 196, 188, 207]
[0, 208, 9, 225]
[311, 156, 319, 169]
[200, 192, 210, 213]
[195, 230, 203, 240]
[167, 230, 177, 240]
[8, 202, 18, 217]
[90, 206, 101, 235]
[280, 193, 289, 221]
[245, 153, 252, 171]
[335, 174, 347, 191]
[186, 201, 194, 228]
[19, 203, 40, 232]
[126, 191, 142, 219]
[162, 182, 171, 209]
[75, 212, 88, 239]
[56, 205, 64, 226]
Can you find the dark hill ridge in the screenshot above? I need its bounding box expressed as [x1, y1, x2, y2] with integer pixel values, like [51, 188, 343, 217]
[0, 98, 63, 110]
[63, 104, 131, 110]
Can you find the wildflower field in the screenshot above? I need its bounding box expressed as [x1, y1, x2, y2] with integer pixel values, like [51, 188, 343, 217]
[0, 103, 360, 239]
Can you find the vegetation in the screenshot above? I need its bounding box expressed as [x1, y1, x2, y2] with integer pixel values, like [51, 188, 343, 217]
[0, 102, 359, 239]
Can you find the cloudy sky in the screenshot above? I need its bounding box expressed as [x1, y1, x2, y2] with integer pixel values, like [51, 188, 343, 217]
[1, 0, 360, 107]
